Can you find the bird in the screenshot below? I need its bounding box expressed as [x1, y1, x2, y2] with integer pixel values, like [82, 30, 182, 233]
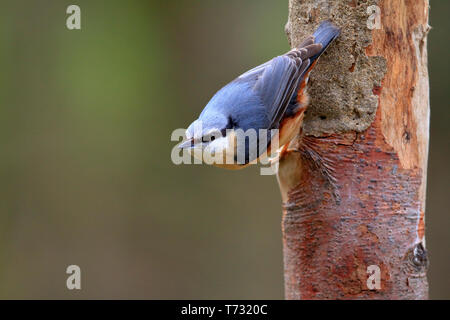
[178, 21, 340, 169]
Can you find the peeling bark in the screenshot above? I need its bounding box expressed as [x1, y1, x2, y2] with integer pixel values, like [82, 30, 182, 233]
[278, 0, 430, 299]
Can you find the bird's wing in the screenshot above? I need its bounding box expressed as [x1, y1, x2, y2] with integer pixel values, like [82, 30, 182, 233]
[234, 43, 322, 130]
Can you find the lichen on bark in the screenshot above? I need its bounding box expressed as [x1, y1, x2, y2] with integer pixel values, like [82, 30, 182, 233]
[279, 0, 430, 300]
[286, 0, 386, 136]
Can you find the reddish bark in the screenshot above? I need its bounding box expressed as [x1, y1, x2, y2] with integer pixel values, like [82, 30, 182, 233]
[279, 0, 430, 299]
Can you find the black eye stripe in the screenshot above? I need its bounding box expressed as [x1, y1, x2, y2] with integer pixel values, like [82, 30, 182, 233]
[202, 131, 223, 142]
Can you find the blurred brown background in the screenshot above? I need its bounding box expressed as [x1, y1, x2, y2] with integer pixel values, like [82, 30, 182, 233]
[0, 0, 448, 299]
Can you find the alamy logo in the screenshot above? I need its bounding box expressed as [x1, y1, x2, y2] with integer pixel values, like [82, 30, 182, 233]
[367, 5, 381, 30]
[66, 265, 81, 290]
[366, 265, 381, 290]
[66, 5, 81, 30]
[170, 122, 281, 175]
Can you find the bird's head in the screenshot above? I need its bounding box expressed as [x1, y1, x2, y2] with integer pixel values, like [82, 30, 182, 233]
[177, 82, 267, 169]
[178, 113, 235, 166]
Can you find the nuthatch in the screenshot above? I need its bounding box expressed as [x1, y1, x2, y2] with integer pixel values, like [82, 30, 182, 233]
[179, 21, 340, 169]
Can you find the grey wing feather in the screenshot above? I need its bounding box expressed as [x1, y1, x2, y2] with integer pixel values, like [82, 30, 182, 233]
[233, 42, 323, 130]
[254, 56, 302, 129]
[235, 55, 301, 129]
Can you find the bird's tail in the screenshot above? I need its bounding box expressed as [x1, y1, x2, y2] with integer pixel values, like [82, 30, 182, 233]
[287, 21, 340, 112]
[310, 20, 340, 61]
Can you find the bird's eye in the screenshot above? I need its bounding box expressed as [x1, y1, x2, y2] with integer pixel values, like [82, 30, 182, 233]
[202, 132, 220, 143]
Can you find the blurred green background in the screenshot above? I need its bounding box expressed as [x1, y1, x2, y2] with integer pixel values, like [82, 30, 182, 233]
[0, 0, 448, 299]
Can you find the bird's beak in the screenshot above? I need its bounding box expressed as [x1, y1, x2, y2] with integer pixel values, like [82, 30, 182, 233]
[178, 138, 195, 149]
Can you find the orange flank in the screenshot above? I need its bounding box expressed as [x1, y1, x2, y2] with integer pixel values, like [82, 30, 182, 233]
[277, 62, 316, 152]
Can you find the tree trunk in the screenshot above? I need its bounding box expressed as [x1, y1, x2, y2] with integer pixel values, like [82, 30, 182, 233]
[278, 0, 430, 299]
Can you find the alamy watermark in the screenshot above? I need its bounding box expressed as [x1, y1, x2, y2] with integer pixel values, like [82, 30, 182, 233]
[367, 5, 381, 30]
[66, 265, 81, 290]
[171, 122, 281, 175]
[366, 265, 381, 290]
[66, 5, 81, 30]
